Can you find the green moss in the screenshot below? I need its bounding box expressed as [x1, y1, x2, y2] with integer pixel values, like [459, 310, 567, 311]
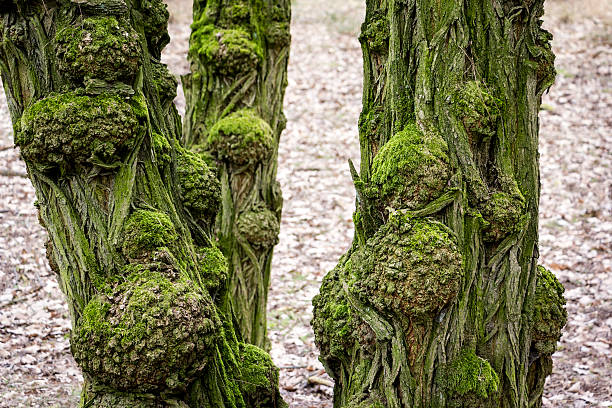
[348, 216, 463, 320]
[454, 81, 502, 137]
[369, 123, 451, 212]
[208, 109, 274, 166]
[532, 266, 567, 355]
[359, 10, 389, 53]
[151, 132, 171, 165]
[222, 4, 250, 24]
[17, 91, 145, 171]
[189, 23, 262, 76]
[443, 350, 500, 405]
[481, 191, 525, 242]
[150, 61, 177, 105]
[312, 264, 356, 362]
[72, 266, 221, 392]
[236, 204, 280, 248]
[56, 16, 141, 83]
[175, 146, 221, 222]
[140, 0, 170, 55]
[238, 342, 286, 407]
[122, 210, 178, 260]
[196, 244, 228, 293]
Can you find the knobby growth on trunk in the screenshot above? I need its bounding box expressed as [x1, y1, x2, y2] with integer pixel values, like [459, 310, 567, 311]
[0, 1, 285, 406]
[182, 0, 290, 349]
[312, 0, 567, 407]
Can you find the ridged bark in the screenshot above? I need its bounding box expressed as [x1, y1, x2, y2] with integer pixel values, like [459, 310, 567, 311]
[183, 0, 290, 348]
[0, 1, 285, 406]
[312, 1, 567, 407]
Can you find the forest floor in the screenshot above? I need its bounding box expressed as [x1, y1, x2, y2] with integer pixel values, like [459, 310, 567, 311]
[0, 0, 611, 407]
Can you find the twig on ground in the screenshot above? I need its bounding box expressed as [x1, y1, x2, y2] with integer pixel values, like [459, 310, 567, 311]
[307, 376, 334, 387]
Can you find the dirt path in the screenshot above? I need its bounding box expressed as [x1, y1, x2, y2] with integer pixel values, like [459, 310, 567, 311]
[0, 1, 610, 407]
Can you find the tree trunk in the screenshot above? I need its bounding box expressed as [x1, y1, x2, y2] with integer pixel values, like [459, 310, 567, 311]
[312, 1, 567, 407]
[0, 1, 285, 406]
[182, 0, 290, 349]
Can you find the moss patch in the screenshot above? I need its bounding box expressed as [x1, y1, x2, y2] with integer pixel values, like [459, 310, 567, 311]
[236, 204, 280, 248]
[532, 266, 567, 355]
[359, 10, 389, 53]
[454, 81, 502, 137]
[348, 216, 463, 320]
[189, 23, 262, 76]
[56, 16, 141, 83]
[72, 266, 220, 392]
[369, 124, 451, 212]
[175, 146, 221, 222]
[122, 209, 178, 260]
[238, 342, 287, 408]
[196, 244, 228, 293]
[443, 350, 500, 406]
[208, 109, 274, 166]
[311, 264, 356, 363]
[17, 91, 145, 171]
[151, 132, 171, 165]
[150, 61, 177, 105]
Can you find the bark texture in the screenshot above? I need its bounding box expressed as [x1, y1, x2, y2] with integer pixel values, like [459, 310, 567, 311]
[0, 1, 285, 406]
[183, 0, 290, 348]
[312, 1, 567, 407]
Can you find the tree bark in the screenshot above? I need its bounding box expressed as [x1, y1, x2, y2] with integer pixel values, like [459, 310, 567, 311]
[312, 1, 567, 407]
[0, 1, 285, 406]
[182, 0, 290, 349]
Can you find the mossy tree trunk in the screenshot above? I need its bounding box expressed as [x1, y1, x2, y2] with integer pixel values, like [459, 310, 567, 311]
[0, 1, 285, 407]
[183, 0, 290, 349]
[312, 1, 567, 407]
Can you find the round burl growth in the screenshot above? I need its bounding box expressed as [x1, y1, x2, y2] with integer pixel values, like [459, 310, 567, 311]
[443, 350, 499, 407]
[532, 266, 567, 355]
[349, 217, 462, 320]
[481, 191, 525, 242]
[190, 23, 262, 76]
[236, 204, 280, 248]
[196, 244, 228, 292]
[369, 124, 451, 211]
[140, 0, 170, 54]
[175, 147, 221, 222]
[454, 81, 502, 137]
[312, 264, 356, 362]
[72, 267, 220, 392]
[208, 110, 274, 166]
[238, 343, 286, 407]
[17, 91, 144, 170]
[122, 210, 178, 260]
[56, 16, 141, 82]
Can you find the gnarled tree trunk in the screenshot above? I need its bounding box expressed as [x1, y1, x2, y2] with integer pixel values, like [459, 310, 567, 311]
[312, 1, 566, 407]
[183, 0, 290, 348]
[0, 1, 285, 406]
